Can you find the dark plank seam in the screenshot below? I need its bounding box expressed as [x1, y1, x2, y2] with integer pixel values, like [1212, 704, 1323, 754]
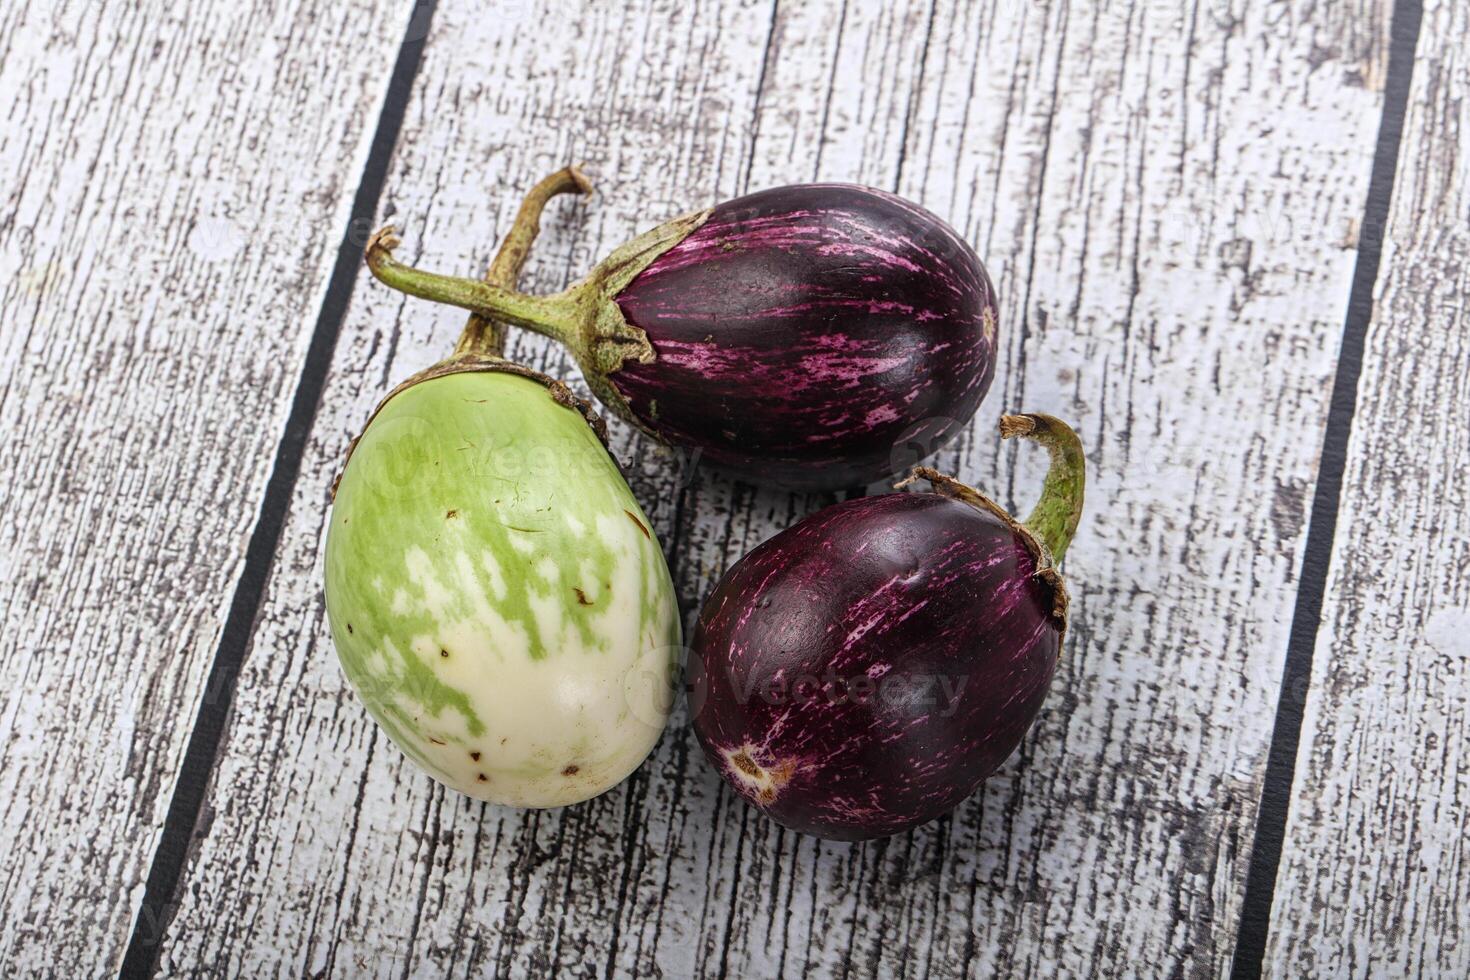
[891, 0, 937, 191]
[115, 2, 439, 975]
[1227, 1, 1424, 976]
[739, 0, 782, 195]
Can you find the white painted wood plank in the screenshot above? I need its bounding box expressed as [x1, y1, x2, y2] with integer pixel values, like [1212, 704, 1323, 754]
[157, 0, 1393, 977]
[678, 0, 1395, 976]
[154, 1, 786, 976]
[676, 0, 1387, 975]
[0, 0, 409, 971]
[1268, 0, 1470, 973]
[897, 0, 1396, 972]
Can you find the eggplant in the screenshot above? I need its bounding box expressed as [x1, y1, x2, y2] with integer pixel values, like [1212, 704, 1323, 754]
[685, 414, 1084, 840]
[326, 169, 681, 807]
[364, 177, 998, 490]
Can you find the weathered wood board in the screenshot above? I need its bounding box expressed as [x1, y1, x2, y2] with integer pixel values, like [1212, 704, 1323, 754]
[893, 0, 1398, 975]
[149, 2, 1401, 979]
[1267, 0, 1470, 974]
[0, 0, 408, 971]
[154, 1, 790, 974]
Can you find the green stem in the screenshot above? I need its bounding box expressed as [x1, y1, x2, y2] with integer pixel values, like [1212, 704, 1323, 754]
[365, 226, 587, 349]
[457, 165, 594, 358]
[999, 413, 1086, 562]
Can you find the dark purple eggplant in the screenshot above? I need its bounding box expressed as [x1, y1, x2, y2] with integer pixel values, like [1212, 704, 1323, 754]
[685, 414, 1084, 841]
[365, 179, 998, 490]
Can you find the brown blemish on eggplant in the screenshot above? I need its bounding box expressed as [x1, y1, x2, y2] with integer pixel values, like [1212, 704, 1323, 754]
[547, 381, 576, 409]
[477, 773, 488, 782]
[469, 751, 481, 761]
[573, 587, 592, 605]
[346, 623, 353, 634]
[980, 305, 997, 344]
[428, 736, 446, 746]
[562, 764, 580, 776]
[440, 648, 450, 658]
[446, 509, 458, 519]
[624, 509, 650, 539]
[724, 746, 796, 806]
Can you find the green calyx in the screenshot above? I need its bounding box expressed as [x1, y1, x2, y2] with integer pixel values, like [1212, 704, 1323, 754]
[997, 413, 1086, 563]
[900, 413, 1085, 628]
[363, 197, 711, 425]
[334, 164, 613, 477]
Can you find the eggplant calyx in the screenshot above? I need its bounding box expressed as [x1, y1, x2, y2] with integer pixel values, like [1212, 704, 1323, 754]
[558, 206, 713, 425]
[896, 463, 1071, 630]
[362, 208, 711, 432]
[998, 413, 1086, 564]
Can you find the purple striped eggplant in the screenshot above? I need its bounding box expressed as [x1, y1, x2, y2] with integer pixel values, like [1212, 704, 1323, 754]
[686, 414, 1084, 841]
[365, 180, 998, 490]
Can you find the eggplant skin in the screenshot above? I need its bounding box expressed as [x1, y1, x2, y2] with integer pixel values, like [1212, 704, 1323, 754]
[689, 492, 1058, 841]
[613, 184, 997, 490]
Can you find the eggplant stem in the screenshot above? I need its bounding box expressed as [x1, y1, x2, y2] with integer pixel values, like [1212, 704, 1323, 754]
[456, 165, 594, 358]
[365, 226, 587, 346]
[1000, 413, 1086, 563]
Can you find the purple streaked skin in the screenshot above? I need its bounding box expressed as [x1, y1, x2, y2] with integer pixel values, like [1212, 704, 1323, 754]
[686, 413, 1085, 841]
[613, 184, 998, 490]
[360, 180, 997, 491]
[688, 491, 1061, 841]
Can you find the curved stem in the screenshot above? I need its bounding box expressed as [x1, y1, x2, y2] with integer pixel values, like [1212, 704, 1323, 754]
[999, 413, 1086, 562]
[457, 165, 594, 358]
[365, 226, 586, 347]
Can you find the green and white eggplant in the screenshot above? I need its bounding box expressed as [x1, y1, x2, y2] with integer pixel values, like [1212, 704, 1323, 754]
[324, 169, 681, 807]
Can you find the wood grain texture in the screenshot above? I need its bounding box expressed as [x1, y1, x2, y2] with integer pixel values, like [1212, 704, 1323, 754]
[684, 0, 1396, 976]
[1267, 0, 1470, 973]
[154, 0, 1396, 978]
[0, 0, 408, 971]
[874, 0, 1393, 975]
[155, 1, 787, 975]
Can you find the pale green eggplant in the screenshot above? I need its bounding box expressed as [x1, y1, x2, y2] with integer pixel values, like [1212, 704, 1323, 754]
[324, 169, 680, 807]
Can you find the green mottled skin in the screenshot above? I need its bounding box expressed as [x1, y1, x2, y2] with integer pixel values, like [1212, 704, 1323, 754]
[324, 371, 681, 807]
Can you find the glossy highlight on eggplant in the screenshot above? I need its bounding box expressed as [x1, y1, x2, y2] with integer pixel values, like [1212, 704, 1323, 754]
[364, 177, 999, 490]
[687, 414, 1085, 840]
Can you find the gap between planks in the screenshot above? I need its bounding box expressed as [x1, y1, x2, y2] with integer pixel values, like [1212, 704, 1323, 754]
[115, 1, 441, 975]
[1228, 0, 1426, 976]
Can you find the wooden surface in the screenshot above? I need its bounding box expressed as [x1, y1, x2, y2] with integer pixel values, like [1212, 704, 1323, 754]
[1267, 0, 1470, 975]
[0, 0, 408, 972]
[0, 0, 1463, 976]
